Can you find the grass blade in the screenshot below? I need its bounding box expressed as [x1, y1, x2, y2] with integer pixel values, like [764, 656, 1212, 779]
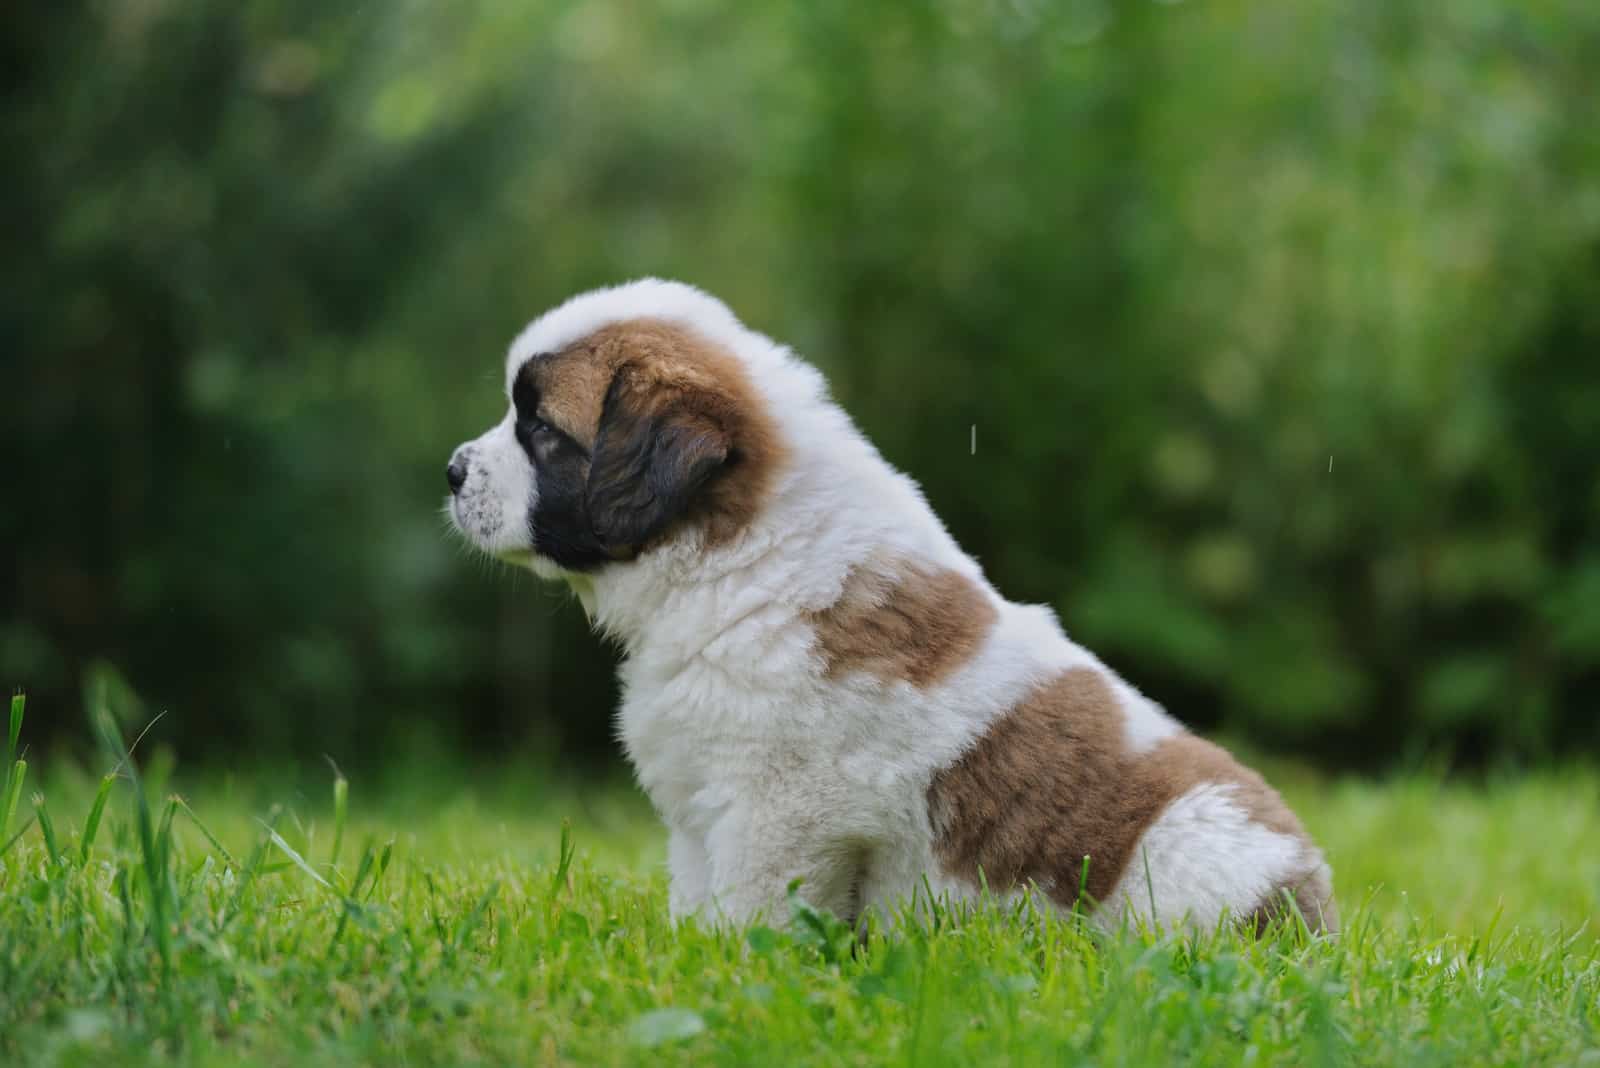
[260, 820, 334, 893]
[138, 794, 173, 972]
[1142, 844, 1158, 931]
[548, 819, 575, 905]
[6, 693, 21, 766]
[1074, 853, 1093, 917]
[1, 694, 21, 845]
[97, 712, 174, 973]
[328, 841, 379, 948]
[174, 796, 237, 868]
[34, 793, 61, 861]
[348, 838, 377, 899]
[0, 813, 36, 858]
[114, 865, 135, 947]
[329, 768, 348, 874]
[1, 758, 25, 842]
[157, 795, 179, 870]
[221, 806, 280, 930]
[79, 773, 115, 864]
[453, 880, 501, 951]
[368, 838, 395, 900]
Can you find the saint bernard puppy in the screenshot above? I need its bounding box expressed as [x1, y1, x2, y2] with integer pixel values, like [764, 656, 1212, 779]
[446, 279, 1336, 935]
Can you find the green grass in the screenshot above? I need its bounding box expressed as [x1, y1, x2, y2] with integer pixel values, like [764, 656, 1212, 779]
[2, 698, 1598, 1066]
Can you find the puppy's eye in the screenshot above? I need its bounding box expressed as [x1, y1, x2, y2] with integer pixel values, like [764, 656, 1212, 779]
[514, 412, 555, 450]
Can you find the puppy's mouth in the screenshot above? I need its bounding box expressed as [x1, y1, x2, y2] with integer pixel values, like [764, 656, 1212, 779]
[445, 495, 529, 563]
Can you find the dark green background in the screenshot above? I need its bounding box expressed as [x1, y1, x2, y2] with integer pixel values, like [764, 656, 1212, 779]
[5, 0, 1599, 769]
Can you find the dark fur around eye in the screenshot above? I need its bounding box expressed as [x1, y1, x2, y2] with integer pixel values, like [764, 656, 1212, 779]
[512, 377, 538, 419]
[527, 433, 611, 569]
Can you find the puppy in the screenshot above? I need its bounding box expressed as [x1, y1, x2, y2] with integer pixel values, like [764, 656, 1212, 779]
[447, 279, 1336, 934]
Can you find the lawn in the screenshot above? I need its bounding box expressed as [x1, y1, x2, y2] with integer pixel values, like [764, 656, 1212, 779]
[2, 696, 1597, 1066]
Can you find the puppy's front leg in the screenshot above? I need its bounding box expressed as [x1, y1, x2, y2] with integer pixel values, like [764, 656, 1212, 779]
[667, 828, 714, 920]
[703, 808, 861, 926]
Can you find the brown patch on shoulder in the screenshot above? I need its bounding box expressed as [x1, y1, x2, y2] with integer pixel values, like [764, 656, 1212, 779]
[519, 317, 788, 552]
[810, 558, 997, 688]
[928, 668, 1334, 931]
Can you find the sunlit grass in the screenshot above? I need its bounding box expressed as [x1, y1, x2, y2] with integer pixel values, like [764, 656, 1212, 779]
[2, 695, 1597, 1066]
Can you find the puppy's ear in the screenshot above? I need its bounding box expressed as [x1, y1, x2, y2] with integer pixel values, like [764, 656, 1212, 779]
[586, 366, 730, 552]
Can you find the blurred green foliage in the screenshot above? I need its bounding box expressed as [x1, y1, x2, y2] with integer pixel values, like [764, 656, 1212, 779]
[4, 0, 1598, 766]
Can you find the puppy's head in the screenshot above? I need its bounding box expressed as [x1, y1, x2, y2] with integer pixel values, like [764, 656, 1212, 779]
[446, 282, 783, 578]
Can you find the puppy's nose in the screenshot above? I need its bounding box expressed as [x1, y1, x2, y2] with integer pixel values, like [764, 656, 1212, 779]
[446, 457, 468, 495]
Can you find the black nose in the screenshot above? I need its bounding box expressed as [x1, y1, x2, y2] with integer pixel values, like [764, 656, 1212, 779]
[446, 459, 468, 494]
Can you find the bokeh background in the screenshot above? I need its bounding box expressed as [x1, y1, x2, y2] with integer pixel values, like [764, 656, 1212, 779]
[5, 0, 1599, 771]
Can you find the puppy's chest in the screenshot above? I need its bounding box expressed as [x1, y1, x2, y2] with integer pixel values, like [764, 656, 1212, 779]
[615, 661, 898, 829]
[618, 680, 813, 805]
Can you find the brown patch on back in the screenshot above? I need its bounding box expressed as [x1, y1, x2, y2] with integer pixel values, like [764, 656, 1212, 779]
[928, 668, 1168, 907]
[928, 668, 1334, 932]
[1144, 733, 1306, 842]
[519, 317, 788, 551]
[810, 558, 998, 688]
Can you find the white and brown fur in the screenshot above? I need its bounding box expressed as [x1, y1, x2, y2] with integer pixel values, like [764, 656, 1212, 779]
[447, 279, 1336, 935]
